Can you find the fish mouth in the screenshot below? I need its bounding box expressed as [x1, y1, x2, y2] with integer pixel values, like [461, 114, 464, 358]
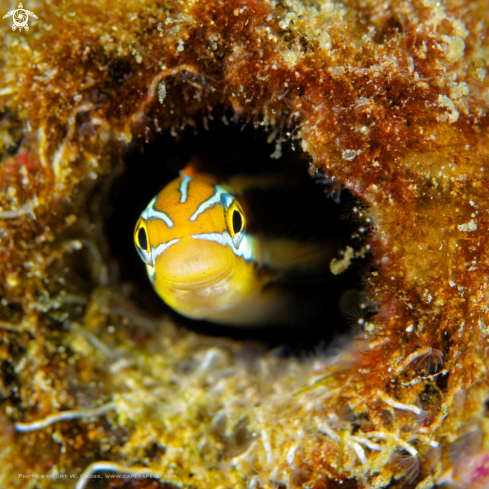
[159, 267, 231, 291]
[154, 237, 234, 291]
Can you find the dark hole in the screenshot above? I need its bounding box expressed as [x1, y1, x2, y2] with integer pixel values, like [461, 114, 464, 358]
[138, 226, 148, 251]
[232, 210, 243, 234]
[105, 116, 370, 353]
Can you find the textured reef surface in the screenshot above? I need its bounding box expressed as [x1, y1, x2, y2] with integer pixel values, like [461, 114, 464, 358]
[0, 0, 489, 487]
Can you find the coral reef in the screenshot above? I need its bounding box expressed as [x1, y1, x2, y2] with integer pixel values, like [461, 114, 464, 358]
[0, 0, 488, 487]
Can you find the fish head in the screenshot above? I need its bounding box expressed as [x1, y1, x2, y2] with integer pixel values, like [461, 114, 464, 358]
[134, 173, 251, 290]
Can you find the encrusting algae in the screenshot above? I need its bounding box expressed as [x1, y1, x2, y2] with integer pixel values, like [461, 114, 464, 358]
[0, 0, 489, 487]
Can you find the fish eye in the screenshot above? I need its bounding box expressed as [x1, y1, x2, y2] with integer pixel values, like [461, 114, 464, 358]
[134, 219, 153, 266]
[232, 210, 243, 234]
[226, 202, 246, 239]
[138, 226, 148, 251]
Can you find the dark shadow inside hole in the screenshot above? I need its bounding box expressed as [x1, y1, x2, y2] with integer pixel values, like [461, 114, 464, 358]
[105, 119, 369, 353]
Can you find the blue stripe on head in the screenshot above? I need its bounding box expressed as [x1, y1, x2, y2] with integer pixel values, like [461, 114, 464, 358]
[145, 264, 156, 284]
[142, 198, 174, 228]
[190, 186, 235, 222]
[179, 175, 192, 204]
[220, 193, 234, 209]
[152, 238, 180, 259]
[191, 232, 255, 261]
[190, 189, 223, 221]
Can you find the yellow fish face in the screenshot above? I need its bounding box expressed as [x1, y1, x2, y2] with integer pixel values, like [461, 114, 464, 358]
[134, 173, 262, 321]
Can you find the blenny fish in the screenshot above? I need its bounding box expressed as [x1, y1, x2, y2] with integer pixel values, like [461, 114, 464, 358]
[134, 163, 335, 326]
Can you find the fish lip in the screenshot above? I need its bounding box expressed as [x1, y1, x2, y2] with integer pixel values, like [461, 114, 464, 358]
[159, 267, 231, 290]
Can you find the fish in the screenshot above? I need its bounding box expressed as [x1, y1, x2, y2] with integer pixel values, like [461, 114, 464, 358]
[133, 162, 336, 326]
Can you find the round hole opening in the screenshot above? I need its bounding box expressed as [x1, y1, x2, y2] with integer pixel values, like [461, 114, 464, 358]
[104, 118, 370, 353]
